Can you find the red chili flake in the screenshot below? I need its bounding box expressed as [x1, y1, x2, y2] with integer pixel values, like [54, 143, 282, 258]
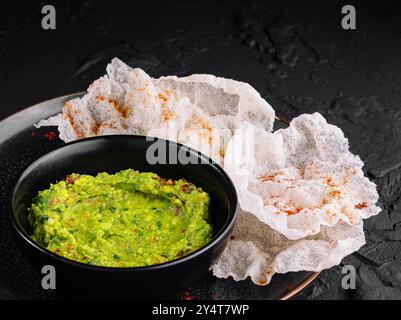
[181, 292, 193, 300]
[65, 174, 81, 185]
[162, 109, 174, 122]
[160, 178, 174, 186]
[64, 109, 85, 139]
[92, 122, 102, 135]
[355, 202, 368, 209]
[175, 207, 180, 216]
[180, 182, 193, 193]
[284, 208, 302, 216]
[44, 131, 58, 141]
[256, 278, 268, 285]
[158, 93, 169, 102]
[108, 98, 129, 118]
[329, 190, 341, 199]
[258, 174, 276, 182]
[324, 177, 336, 187]
[31, 132, 36, 137]
[258, 171, 283, 182]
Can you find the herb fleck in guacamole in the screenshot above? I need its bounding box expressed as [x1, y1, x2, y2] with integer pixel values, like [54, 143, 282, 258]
[29, 169, 212, 267]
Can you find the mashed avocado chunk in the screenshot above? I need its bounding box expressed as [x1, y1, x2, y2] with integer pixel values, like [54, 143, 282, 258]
[29, 169, 212, 267]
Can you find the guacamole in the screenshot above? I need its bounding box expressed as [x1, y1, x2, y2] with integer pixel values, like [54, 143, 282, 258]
[29, 169, 212, 267]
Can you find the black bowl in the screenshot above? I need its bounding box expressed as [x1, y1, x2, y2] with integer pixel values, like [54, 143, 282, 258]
[10, 135, 237, 298]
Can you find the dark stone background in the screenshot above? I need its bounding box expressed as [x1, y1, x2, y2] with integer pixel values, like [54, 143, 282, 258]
[1, 0, 401, 300]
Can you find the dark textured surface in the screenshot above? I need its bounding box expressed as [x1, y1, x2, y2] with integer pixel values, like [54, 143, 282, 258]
[0, 0, 401, 300]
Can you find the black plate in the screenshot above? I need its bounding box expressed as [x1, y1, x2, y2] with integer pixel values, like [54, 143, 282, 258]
[0, 93, 319, 300]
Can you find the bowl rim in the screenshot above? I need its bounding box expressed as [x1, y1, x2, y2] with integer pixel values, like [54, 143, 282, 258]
[10, 134, 238, 272]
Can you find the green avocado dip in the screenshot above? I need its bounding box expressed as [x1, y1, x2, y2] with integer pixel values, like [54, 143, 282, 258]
[28, 169, 213, 267]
